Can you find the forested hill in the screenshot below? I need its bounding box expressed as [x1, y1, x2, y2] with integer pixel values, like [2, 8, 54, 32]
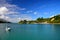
[19, 14, 60, 24]
[50, 14, 60, 23]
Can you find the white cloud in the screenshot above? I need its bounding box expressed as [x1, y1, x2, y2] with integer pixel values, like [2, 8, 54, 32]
[0, 7, 9, 15]
[34, 12, 37, 15]
[0, 0, 32, 23]
[50, 14, 57, 18]
[3, 4, 26, 10]
[0, 14, 32, 23]
[50, 15, 54, 18]
[0, 15, 9, 20]
[0, 4, 32, 23]
[0, 15, 20, 23]
[0, 15, 5, 18]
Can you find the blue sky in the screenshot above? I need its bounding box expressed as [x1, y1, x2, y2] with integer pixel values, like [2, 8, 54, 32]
[0, 0, 60, 23]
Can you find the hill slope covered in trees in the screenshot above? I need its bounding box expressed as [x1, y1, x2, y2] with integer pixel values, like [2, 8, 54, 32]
[19, 14, 60, 24]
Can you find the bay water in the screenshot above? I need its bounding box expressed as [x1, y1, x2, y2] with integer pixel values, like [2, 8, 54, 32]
[0, 23, 60, 40]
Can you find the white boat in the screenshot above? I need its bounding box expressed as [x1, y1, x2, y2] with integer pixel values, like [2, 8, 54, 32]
[6, 26, 11, 31]
[5, 23, 11, 31]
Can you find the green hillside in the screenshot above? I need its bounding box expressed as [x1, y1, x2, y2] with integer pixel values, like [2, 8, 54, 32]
[19, 14, 60, 24]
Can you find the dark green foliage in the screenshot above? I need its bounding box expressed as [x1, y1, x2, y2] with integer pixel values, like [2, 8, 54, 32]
[19, 20, 27, 24]
[37, 17, 44, 23]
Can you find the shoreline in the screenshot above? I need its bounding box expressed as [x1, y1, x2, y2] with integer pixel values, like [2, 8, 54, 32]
[19, 22, 60, 24]
[31, 23, 60, 24]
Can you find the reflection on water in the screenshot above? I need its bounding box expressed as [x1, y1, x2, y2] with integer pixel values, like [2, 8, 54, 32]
[0, 23, 60, 40]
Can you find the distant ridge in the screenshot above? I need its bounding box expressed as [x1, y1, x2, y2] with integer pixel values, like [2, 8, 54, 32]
[0, 18, 11, 23]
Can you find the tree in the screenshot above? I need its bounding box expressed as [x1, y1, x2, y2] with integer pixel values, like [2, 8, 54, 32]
[23, 20, 27, 24]
[19, 20, 27, 24]
[36, 17, 43, 23]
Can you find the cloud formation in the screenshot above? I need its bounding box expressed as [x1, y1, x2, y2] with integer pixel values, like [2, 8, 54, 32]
[0, 7, 8, 15]
[0, 0, 32, 23]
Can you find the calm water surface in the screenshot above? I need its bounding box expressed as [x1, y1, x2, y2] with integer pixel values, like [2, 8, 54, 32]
[0, 23, 60, 40]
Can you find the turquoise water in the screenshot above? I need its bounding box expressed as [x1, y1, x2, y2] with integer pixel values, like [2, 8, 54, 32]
[0, 23, 60, 40]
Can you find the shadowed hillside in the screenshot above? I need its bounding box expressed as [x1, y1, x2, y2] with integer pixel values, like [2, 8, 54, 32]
[0, 19, 11, 23]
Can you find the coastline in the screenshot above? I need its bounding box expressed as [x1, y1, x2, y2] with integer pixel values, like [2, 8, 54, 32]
[19, 23, 60, 24]
[19, 22, 60, 24]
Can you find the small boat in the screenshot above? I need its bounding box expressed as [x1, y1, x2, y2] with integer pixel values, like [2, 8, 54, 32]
[6, 26, 11, 31]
